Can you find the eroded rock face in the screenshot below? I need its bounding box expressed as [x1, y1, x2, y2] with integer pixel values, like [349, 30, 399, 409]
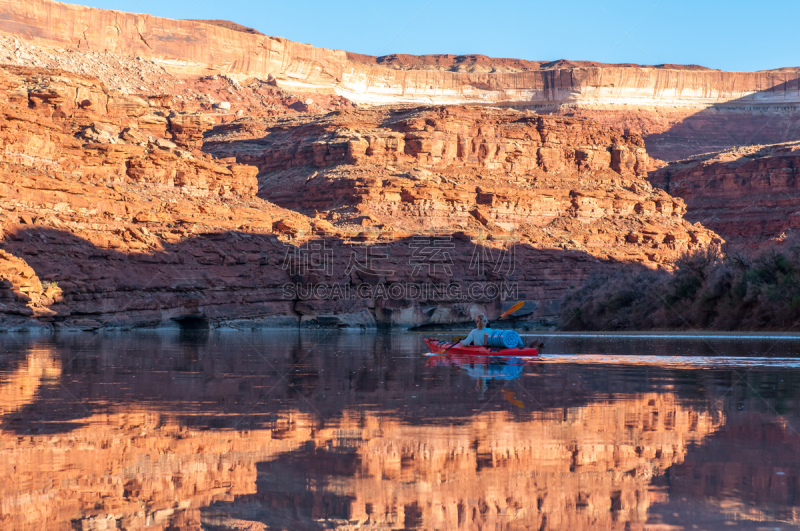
[0, 65, 310, 329]
[207, 105, 719, 267]
[0, 67, 258, 194]
[649, 142, 800, 243]
[217, 106, 650, 176]
[3, 0, 800, 163]
[0, 63, 722, 330]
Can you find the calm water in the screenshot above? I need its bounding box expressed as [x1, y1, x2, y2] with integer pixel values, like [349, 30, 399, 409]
[2, 331, 800, 530]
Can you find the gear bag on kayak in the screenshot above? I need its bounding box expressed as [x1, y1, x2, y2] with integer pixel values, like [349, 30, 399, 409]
[487, 330, 524, 349]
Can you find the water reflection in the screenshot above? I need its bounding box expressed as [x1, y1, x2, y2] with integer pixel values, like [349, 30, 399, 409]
[202, 395, 721, 530]
[426, 353, 531, 400]
[0, 331, 797, 530]
[0, 346, 60, 419]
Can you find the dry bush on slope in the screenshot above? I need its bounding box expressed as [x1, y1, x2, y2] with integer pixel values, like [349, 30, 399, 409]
[559, 246, 800, 331]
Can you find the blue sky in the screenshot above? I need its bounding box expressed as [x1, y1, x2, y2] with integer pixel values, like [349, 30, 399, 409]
[76, 0, 797, 72]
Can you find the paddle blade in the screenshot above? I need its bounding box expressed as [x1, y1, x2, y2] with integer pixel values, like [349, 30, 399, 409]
[500, 301, 525, 318]
[503, 390, 525, 408]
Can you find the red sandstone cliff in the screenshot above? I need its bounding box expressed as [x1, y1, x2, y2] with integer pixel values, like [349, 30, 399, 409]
[0, 0, 741, 330]
[649, 142, 800, 243]
[0, 65, 307, 329]
[0, 63, 719, 330]
[206, 105, 718, 265]
[2, 0, 800, 162]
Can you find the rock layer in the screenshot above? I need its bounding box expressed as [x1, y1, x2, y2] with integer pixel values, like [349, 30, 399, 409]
[3, 0, 800, 162]
[0, 64, 721, 330]
[4, 0, 797, 108]
[207, 105, 719, 266]
[649, 142, 800, 243]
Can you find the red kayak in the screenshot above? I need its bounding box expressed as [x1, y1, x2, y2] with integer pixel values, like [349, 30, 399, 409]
[424, 338, 539, 357]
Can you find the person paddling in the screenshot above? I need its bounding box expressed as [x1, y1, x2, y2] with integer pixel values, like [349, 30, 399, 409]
[460, 314, 494, 347]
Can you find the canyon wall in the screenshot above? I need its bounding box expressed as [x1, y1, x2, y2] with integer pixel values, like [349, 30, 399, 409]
[650, 142, 800, 243]
[3, 0, 800, 161]
[2, 0, 799, 134]
[4, 0, 798, 108]
[9, 0, 794, 329]
[206, 105, 719, 265]
[0, 64, 719, 330]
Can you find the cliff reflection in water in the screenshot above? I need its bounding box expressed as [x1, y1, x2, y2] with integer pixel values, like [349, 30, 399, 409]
[0, 332, 798, 530]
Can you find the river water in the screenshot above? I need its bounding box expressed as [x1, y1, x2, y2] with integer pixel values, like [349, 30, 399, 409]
[1, 330, 800, 530]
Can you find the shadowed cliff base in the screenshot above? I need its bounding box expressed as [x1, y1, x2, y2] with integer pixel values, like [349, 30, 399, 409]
[558, 245, 800, 331]
[0, 225, 620, 331]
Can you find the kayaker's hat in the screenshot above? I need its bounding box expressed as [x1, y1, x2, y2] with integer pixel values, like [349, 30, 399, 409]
[476, 314, 487, 323]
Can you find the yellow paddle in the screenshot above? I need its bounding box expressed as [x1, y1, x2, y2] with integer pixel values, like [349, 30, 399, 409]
[444, 302, 526, 352]
[488, 301, 526, 327]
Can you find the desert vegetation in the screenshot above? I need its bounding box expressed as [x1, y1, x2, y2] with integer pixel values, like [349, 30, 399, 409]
[559, 245, 800, 331]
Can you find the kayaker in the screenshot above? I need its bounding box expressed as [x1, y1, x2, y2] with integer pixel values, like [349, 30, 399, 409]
[460, 314, 494, 347]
